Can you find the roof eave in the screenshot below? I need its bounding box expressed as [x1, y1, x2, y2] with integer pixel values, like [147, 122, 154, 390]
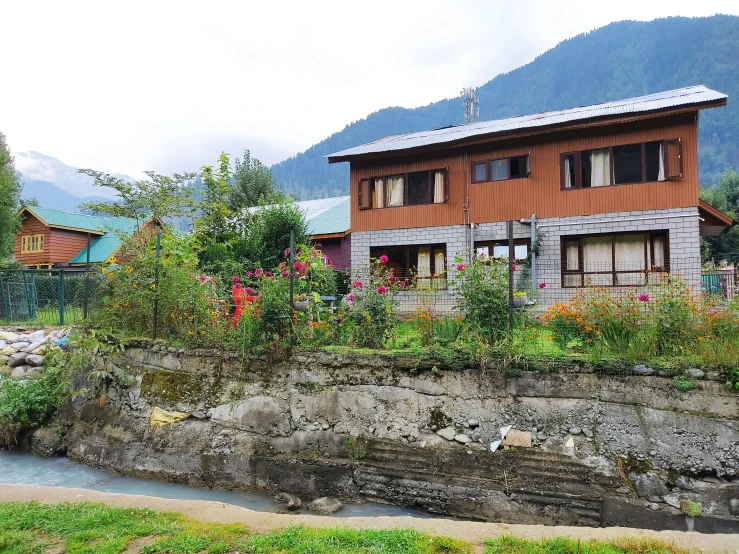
[327, 98, 727, 164]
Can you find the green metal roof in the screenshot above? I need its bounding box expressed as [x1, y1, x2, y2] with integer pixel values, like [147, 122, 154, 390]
[306, 197, 350, 236]
[68, 233, 126, 264]
[22, 205, 141, 235]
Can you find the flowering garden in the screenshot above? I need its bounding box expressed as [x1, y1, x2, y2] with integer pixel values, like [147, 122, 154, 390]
[86, 228, 739, 390]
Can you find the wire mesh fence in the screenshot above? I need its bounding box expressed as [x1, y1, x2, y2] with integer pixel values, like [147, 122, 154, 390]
[0, 269, 101, 326]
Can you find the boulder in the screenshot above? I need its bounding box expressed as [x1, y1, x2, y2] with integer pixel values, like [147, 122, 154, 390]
[675, 475, 694, 491]
[31, 426, 66, 458]
[436, 427, 456, 441]
[0, 331, 18, 341]
[307, 497, 342, 515]
[630, 472, 669, 499]
[686, 368, 705, 379]
[569, 426, 582, 435]
[454, 434, 471, 444]
[25, 354, 45, 367]
[633, 364, 655, 376]
[8, 351, 29, 368]
[1, 346, 15, 356]
[0, 339, 6, 349]
[729, 498, 739, 516]
[467, 418, 479, 428]
[11, 365, 41, 378]
[274, 492, 302, 511]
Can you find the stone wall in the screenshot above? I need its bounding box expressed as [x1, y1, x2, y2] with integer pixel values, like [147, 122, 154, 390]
[52, 345, 739, 530]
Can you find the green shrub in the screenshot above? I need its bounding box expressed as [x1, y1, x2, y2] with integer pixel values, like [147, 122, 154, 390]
[0, 373, 58, 444]
[673, 375, 696, 392]
[454, 255, 509, 343]
[681, 500, 701, 517]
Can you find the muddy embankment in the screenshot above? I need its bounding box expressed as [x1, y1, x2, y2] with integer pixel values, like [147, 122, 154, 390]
[30, 344, 739, 532]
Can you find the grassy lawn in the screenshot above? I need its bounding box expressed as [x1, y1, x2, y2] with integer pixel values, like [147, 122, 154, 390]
[0, 502, 687, 554]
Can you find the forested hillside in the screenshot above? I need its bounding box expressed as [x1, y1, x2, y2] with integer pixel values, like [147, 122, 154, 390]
[272, 15, 739, 198]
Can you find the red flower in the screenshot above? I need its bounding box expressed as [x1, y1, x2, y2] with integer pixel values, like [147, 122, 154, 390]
[281, 271, 289, 277]
[378, 255, 389, 264]
[398, 281, 406, 287]
[456, 263, 466, 271]
[245, 287, 255, 294]
[377, 285, 387, 294]
[353, 280, 363, 288]
[512, 263, 517, 271]
[231, 276, 240, 282]
[265, 271, 272, 277]
[347, 294, 355, 302]
[538, 282, 546, 289]
[255, 268, 264, 276]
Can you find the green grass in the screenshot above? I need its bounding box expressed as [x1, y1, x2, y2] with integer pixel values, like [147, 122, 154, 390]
[0, 502, 690, 554]
[0, 501, 471, 554]
[484, 535, 687, 554]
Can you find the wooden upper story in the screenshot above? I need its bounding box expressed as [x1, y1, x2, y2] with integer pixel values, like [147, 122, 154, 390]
[328, 86, 727, 233]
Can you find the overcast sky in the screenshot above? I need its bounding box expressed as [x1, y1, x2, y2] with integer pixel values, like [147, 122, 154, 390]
[3, 0, 739, 179]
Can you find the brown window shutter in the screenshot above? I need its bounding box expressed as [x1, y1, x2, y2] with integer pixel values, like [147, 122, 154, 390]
[664, 138, 682, 179]
[444, 169, 449, 202]
[526, 155, 531, 176]
[358, 179, 371, 209]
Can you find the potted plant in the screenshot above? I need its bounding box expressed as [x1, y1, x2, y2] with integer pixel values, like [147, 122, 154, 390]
[513, 290, 527, 308]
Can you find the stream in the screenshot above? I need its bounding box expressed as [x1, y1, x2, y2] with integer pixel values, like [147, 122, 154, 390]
[0, 450, 431, 518]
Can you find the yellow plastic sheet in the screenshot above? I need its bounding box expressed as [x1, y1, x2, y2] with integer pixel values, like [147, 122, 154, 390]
[149, 407, 189, 428]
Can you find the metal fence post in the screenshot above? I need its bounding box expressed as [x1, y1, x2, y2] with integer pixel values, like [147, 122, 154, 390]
[153, 230, 161, 341]
[59, 270, 65, 325]
[508, 219, 514, 335]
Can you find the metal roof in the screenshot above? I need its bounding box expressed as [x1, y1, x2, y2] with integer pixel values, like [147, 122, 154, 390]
[306, 197, 350, 236]
[327, 86, 727, 162]
[68, 233, 127, 264]
[22, 205, 141, 235]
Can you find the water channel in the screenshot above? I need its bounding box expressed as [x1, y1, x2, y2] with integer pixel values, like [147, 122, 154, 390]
[0, 450, 430, 518]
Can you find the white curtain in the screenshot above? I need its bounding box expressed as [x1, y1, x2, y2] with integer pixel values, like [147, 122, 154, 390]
[564, 157, 573, 188]
[658, 143, 665, 181]
[615, 235, 645, 285]
[388, 176, 404, 207]
[433, 171, 445, 203]
[417, 247, 431, 277]
[374, 178, 385, 208]
[563, 241, 581, 287]
[435, 250, 445, 276]
[652, 236, 665, 268]
[590, 149, 610, 187]
[583, 236, 613, 285]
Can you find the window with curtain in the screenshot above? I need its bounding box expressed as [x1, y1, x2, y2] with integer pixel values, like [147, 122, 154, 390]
[369, 244, 447, 288]
[561, 231, 669, 287]
[475, 239, 530, 261]
[561, 139, 681, 190]
[360, 169, 447, 209]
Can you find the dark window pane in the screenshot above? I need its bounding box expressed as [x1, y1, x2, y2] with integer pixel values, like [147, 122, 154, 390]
[614, 144, 643, 184]
[510, 155, 528, 178]
[491, 159, 508, 181]
[581, 150, 592, 188]
[473, 162, 486, 182]
[407, 171, 430, 205]
[645, 142, 662, 182]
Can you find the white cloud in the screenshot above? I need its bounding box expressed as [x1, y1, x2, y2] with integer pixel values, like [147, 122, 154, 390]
[2, 0, 737, 182]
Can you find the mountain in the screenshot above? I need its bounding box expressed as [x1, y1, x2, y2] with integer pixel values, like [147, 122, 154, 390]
[21, 180, 110, 213]
[272, 15, 739, 198]
[15, 151, 134, 200]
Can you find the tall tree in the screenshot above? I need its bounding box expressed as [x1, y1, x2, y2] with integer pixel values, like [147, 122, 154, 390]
[77, 169, 197, 227]
[229, 150, 280, 210]
[700, 169, 739, 262]
[0, 132, 22, 259]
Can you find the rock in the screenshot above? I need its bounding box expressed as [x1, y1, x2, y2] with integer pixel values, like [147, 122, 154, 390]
[307, 497, 342, 515]
[274, 492, 302, 511]
[9, 341, 30, 351]
[646, 503, 661, 511]
[675, 475, 694, 491]
[31, 426, 66, 458]
[503, 429, 532, 448]
[321, 423, 330, 430]
[25, 354, 45, 367]
[686, 368, 704, 379]
[23, 341, 45, 353]
[630, 473, 669, 499]
[11, 365, 41, 378]
[702, 475, 724, 484]
[0, 346, 14, 356]
[564, 437, 574, 448]
[454, 434, 471, 444]
[469, 428, 483, 442]
[0, 331, 18, 341]
[0, 340, 6, 349]
[467, 418, 479, 428]
[633, 364, 655, 376]
[536, 431, 547, 441]
[569, 426, 582, 435]
[648, 495, 664, 503]
[582, 428, 593, 438]
[8, 351, 29, 368]
[436, 427, 456, 441]
[419, 441, 427, 448]
[729, 498, 739, 516]
[662, 494, 682, 509]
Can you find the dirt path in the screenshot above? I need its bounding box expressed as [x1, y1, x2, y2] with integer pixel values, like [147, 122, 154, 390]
[1, 484, 737, 553]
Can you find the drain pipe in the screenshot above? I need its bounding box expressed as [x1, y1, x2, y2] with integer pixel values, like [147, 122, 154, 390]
[530, 214, 537, 293]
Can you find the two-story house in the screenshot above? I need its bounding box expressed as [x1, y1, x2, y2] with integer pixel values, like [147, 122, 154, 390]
[328, 86, 734, 308]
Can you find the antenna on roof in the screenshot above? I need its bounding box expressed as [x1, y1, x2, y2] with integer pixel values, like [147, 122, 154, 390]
[461, 86, 479, 125]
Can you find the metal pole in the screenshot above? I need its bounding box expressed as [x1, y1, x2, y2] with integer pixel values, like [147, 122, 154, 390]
[59, 271, 65, 325]
[289, 229, 295, 349]
[83, 232, 90, 319]
[530, 214, 537, 294]
[508, 219, 514, 335]
[153, 230, 161, 340]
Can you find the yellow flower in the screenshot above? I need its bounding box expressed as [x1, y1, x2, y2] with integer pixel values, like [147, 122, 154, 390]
[201, 330, 206, 335]
[188, 330, 194, 335]
[125, 266, 133, 274]
[151, 284, 156, 290]
[132, 283, 138, 288]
